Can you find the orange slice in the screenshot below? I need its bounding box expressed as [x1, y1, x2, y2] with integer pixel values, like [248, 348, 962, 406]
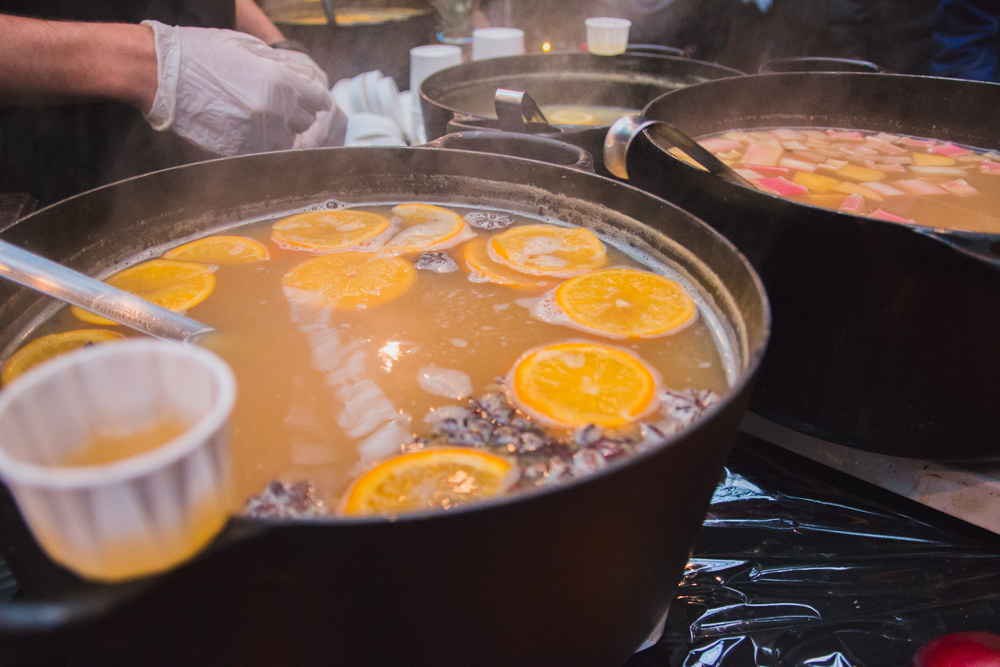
[379, 203, 470, 256]
[489, 224, 607, 277]
[163, 235, 269, 264]
[342, 447, 515, 516]
[72, 260, 216, 326]
[271, 209, 392, 252]
[2, 330, 125, 385]
[462, 236, 550, 289]
[282, 252, 416, 310]
[511, 342, 657, 428]
[554, 269, 697, 338]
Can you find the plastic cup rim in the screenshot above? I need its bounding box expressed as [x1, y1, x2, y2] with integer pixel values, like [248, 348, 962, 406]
[0, 339, 237, 490]
[585, 17, 632, 28]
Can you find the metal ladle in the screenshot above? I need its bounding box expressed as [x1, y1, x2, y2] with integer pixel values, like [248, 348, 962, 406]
[0, 240, 213, 343]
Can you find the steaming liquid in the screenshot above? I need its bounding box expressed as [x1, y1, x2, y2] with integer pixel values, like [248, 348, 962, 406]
[61, 419, 188, 467]
[540, 104, 640, 126]
[24, 205, 731, 512]
[693, 127, 1000, 233]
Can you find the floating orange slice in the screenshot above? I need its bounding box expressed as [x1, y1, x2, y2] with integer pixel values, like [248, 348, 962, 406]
[72, 260, 216, 326]
[2, 330, 126, 385]
[163, 235, 269, 264]
[489, 224, 607, 277]
[511, 342, 657, 428]
[462, 236, 549, 289]
[554, 269, 697, 338]
[379, 203, 471, 255]
[271, 209, 392, 252]
[342, 447, 515, 516]
[282, 252, 415, 310]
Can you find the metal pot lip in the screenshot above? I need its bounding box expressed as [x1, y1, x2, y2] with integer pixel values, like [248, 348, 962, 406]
[7, 144, 770, 531]
[419, 50, 745, 129]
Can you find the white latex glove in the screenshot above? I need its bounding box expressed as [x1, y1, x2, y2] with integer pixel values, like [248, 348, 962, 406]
[271, 48, 330, 91]
[294, 102, 349, 148]
[142, 20, 332, 156]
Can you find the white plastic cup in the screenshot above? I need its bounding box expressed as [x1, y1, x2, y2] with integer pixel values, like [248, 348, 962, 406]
[471, 27, 525, 61]
[409, 44, 463, 108]
[0, 340, 236, 582]
[585, 17, 632, 56]
[345, 112, 406, 146]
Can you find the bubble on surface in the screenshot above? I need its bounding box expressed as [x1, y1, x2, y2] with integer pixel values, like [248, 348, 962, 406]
[417, 365, 473, 400]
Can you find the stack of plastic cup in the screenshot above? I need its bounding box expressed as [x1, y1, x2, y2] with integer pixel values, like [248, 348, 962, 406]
[471, 27, 525, 61]
[0, 340, 236, 582]
[408, 44, 463, 144]
[585, 17, 632, 56]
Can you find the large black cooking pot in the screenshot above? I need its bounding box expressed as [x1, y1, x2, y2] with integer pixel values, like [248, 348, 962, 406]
[420, 52, 743, 172]
[0, 137, 768, 666]
[606, 72, 1000, 461]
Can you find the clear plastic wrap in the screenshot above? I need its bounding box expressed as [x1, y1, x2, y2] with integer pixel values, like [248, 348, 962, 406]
[627, 434, 1000, 667]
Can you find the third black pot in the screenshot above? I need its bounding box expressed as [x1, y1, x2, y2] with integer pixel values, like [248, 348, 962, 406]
[606, 71, 1000, 461]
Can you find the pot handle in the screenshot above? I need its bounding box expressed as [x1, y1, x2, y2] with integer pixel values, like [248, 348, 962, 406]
[757, 57, 885, 74]
[625, 44, 687, 58]
[604, 115, 752, 187]
[424, 131, 595, 172]
[912, 227, 1000, 270]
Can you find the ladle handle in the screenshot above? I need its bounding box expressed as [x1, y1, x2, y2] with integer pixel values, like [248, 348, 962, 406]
[604, 115, 753, 187]
[0, 240, 213, 342]
[426, 131, 594, 172]
[495, 89, 549, 133]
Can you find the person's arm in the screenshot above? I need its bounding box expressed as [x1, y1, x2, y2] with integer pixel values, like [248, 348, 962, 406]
[0, 14, 157, 110]
[234, 0, 284, 44]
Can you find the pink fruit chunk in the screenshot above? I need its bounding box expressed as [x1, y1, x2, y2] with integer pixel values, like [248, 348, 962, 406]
[792, 150, 828, 163]
[940, 179, 980, 196]
[699, 137, 744, 154]
[862, 181, 905, 197]
[827, 129, 864, 140]
[779, 158, 818, 172]
[869, 208, 913, 223]
[930, 142, 971, 157]
[743, 144, 782, 167]
[902, 137, 937, 148]
[772, 128, 806, 141]
[818, 159, 849, 171]
[734, 168, 765, 180]
[872, 141, 908, 156]
[865, 160, 906, 173]
[912, 632, 1000, 667]
[753, 177, 809, 196]
[743, 164, 789, 176]
[839, 193, 865, 213]
[895, 179, 947, 195]
[980, 161, 1000, 175]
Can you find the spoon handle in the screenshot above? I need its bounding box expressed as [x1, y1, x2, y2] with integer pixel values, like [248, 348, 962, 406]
[0, 240, 213, 342]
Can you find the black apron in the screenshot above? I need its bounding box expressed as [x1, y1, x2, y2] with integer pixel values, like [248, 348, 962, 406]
[0, 1, 236, 206]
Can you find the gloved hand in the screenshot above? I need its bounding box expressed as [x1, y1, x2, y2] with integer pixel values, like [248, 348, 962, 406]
[142, 20, 332, 156]
[294, 103, 349, 149]
[270, 48, 330, 91]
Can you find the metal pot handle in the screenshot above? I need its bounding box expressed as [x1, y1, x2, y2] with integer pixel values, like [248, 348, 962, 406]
[757, 57, 885, 74]
[604, 115, 752, 187]
[913, 228, 1000, 270]
[424, 131, 595, 172]
[625, 44, 687, 58]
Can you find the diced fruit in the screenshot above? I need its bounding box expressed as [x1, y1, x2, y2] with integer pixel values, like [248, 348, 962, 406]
[779, 158, 818, 172]
[861, 181, 904, 197]
[791, 150, 828, 163]
[735, 168, 765, 180]
[832, 182, 884, 201]
[721, 131, 750, 143]
[870, 141, 908, 156]
[818, 159, 849, 172]
[699, 137, 743, 153]
[912, 152, 957, 167]
[806, 194, 846, 208]
[743, 144, 783, 167]
[839, 193, 865, 213]
[754, 177, 809, 196]
[815, 147, 847, 159]
[870, 208, 913, 223]
[772, 128, 806, 141]
[981, 161, 1000, 175]
[742, 165, 789, 176]
[894, 179, 947, 195]
[792, 171, 841, 193]
[908, 166, 970, 176]
[836, 164, 887, 182]
[929, 142, 971, 157]
[902, 137, 937, 148]
[827, 130, 864, 140]
[940, 179, 980, 196]
[864, 160, 906, 173]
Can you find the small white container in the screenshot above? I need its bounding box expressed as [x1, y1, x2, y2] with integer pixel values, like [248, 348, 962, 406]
[472, 27, 525, 61]
[585, 17, 632, 56]
[0, 340, 236, 582]
[409, 44, 463, 107]
[345, 112, 406, 146]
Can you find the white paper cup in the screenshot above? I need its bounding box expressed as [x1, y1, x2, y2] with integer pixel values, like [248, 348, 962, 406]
[409, 44, 462, 103]
[585, 17, 632, 56]
[0, 340, 236, 582]
[345, 113, 406, 146]
[472, 27, 525, 61]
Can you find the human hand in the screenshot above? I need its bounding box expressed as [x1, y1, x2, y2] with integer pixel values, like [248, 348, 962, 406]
[294, 102, 349, 149]
[142, 20, 331, 156]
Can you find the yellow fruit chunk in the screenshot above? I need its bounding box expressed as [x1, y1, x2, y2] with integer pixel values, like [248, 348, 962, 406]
[805, 194, 847, 208]
[511, 342, 657, 428]
[489, 224, 607, 277]
[912, 152, 956, 167]
[72, 260, 216, 326]
[462, 237, 549, 289]
[163, 235, 269, 264]
[554, 269, 697, 338]
[379, 203, 469, 255]
[832, 182, 884, 201]
[835, 164, 887, 182]
[342, 448, 515, 516]
[282, 252, 415, 310]
[2, 330, 125, 385]
[792, 171, 841, 193]
[271, 209, 392, 252]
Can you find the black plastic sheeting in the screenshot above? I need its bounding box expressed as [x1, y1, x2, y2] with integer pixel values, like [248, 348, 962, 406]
[626, 433, 1000, 667]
